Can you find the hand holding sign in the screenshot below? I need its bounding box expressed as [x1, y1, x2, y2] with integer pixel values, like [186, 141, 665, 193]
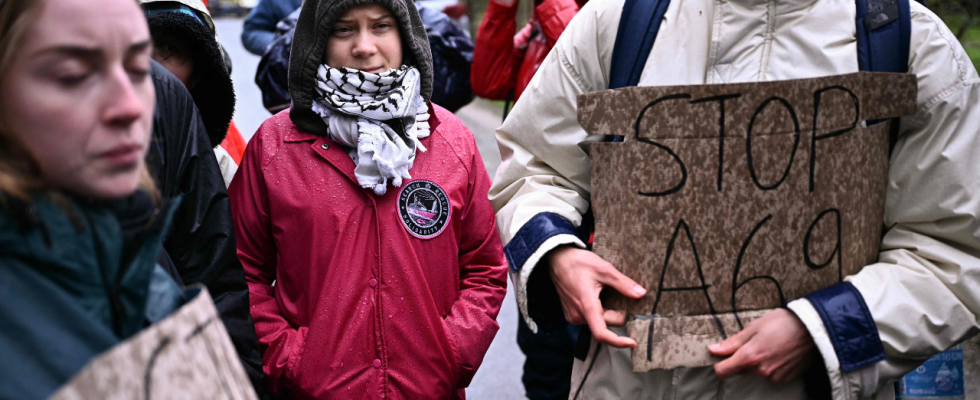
[547, 245, 647, 348]
[577, 72, 917, 371]
[709, 308, 815, 382]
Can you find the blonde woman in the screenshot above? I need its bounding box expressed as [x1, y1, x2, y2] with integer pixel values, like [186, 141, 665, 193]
[0, 0, 185, 398]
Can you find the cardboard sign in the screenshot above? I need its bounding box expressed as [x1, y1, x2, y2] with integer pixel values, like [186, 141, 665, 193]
[579, 72, 917, 371]
[48, 288, 258, 400]
[965, 337, 980, 398]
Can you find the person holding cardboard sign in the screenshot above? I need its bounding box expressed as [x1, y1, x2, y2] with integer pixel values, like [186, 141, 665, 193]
[488, 0, 980, 398]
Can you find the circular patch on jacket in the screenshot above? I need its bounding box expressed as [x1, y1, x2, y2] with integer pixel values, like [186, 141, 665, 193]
[398, 180, 451, 239]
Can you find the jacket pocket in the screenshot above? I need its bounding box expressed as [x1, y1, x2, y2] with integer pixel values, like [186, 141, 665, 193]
[285, 326, 308, 384]
[441, 317, 463, 385]
[441, 318, 477, 389]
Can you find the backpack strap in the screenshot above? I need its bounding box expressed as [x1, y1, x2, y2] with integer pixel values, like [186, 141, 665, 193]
[856, 0, 912, 74]
[856, 0, 912, 150]
[609, 0, 672, 90]
[608, 0, 672, 142]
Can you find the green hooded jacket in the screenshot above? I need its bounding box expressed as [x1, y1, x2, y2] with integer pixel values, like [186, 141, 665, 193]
[0, 193, 183, 400]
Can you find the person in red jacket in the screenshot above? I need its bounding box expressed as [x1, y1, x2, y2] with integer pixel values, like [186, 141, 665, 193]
[472, 0, 582, 398]
[228, 0, 508, 397]
[471, 0, 580, 104]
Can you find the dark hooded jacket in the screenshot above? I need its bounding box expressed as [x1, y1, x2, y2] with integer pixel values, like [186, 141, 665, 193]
[0, 192, 184, 400]
[145, 61, 267, 398]
[287, 0, 434, 136]
[144, 4, 236, 147]
[257, 5, 474, 113]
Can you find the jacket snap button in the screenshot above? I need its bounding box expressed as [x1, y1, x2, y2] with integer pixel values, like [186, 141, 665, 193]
[369, 279, 378, 288]
[372, 359, 382, 369]
[321, 143, 329, 150]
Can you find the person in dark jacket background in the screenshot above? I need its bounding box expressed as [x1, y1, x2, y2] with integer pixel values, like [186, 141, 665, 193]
[143, 0, 235, 148]
[146, 60, 268, 398]
[240, 0, 301, 55]
[0, 0, 186, 398]
[417, 3, 474, 112]
[141, 0, 243, 186]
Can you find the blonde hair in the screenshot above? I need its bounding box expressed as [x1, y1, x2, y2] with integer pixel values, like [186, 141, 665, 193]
[0, 0, 158, 203]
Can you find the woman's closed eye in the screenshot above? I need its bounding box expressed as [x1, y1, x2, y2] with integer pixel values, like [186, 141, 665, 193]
[57, 73, 91, 87]
[126, 66, 150, 82]
[125, 49, 152, 83]
[50, 62, 95, 88]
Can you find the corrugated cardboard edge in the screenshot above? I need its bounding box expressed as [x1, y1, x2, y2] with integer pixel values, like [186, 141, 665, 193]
[48, 287, 257, 400]
[628, 310, 770, 372]
[964, 335, 980, 398]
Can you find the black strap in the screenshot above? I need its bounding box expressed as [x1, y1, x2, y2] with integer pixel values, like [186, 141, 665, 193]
[502, 90, 515, 123]
[609, 0, 672, 90]
[857, 0, 913, 152]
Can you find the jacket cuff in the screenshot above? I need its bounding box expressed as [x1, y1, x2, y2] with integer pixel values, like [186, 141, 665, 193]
[803, 282, 886, 372]
[504, 212, 579, 272]
[534, 0, 578, 43]
[509, 232, 584, 333]
[485, 0, 520, 20]
[789, 298, 880, 400]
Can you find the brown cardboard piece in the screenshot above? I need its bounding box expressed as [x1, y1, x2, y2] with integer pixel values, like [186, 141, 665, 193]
[964, 336, 980, 398]
[48, 288, 258, 400]
[579, 72, 917, 372]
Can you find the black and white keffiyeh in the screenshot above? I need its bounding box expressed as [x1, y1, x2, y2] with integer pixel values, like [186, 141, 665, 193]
[312, 65, 431, 195]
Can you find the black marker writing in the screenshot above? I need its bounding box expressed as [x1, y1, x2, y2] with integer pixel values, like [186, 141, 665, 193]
[731, 215, 786, 329]
[804, 208, 843, 283]
[647, 219, 727, 361]
[746, 97, 801, 191]
[691, 93, 742, 192]
[635, 94, 692, 197]
[810, 86, 859, 192]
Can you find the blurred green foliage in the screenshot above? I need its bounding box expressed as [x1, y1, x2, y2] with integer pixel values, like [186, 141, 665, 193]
[929, 0, 980, 70]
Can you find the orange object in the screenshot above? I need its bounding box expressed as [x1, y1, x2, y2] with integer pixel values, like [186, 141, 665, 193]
[220, 121, 247, 164]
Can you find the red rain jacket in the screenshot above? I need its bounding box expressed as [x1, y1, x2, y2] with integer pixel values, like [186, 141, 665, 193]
[471, 0, 579, 102]
[229, 105, 507, 399]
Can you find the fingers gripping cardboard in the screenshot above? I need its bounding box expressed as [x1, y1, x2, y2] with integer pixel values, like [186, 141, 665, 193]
[579, 73, 917, 371]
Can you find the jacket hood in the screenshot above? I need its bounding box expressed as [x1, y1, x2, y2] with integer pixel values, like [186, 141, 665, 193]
[142, 1, 235, 147]
[146, 12, 235, 147]
[288, 0, 434, 136]
[142, 0, 215, 34]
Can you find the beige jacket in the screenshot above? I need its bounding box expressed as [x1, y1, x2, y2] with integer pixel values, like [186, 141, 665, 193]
[488, 0, 980, 397]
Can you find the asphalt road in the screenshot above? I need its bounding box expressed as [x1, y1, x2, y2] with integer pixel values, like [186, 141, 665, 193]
[214, 17, 527, 399]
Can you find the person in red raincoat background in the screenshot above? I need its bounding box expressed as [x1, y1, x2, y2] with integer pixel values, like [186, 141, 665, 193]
[471, 0, 582, 397]
[470, 0, 581, 105]
[228, 0, 508, 397]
